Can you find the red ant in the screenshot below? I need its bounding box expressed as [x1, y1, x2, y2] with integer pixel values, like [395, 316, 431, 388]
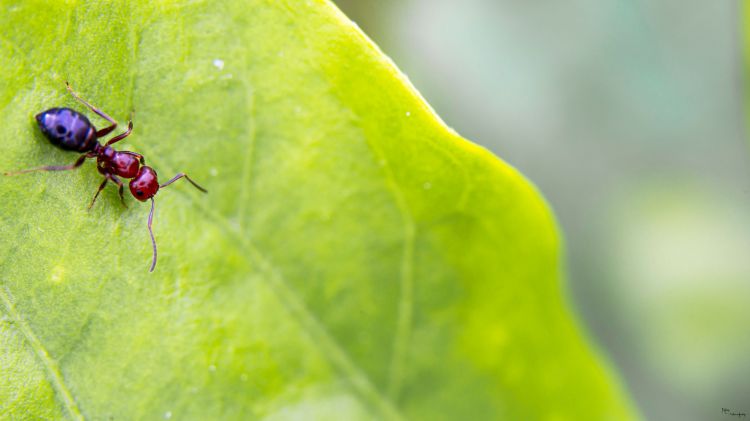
[4, 82, 207, 272]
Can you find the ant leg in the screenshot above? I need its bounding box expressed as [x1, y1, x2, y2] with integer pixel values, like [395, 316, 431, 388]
[4, 154, 89, 176]
[65, 81, 118, 134]
[105, 120, 134, 146]
[96, 125, 117, 138]
[160, 173, 208, 193]
[109, 175, 128, 208]
[147, 197, 157, 272]
[88, 178, 109, 210]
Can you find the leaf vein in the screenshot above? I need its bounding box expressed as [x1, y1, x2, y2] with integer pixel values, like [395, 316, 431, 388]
[357, 133, 416, 403]
[236, 81, 257, 227]
[0, 287, 84, 421]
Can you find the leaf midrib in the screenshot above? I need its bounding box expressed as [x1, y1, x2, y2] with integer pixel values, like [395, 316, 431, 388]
[139, 142, 408, 420]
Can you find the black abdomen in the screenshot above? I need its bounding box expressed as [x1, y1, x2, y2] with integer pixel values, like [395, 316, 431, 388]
[35, 107, 98, 152]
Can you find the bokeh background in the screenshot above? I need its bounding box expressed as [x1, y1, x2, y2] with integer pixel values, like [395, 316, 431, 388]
[334, 1, 750, 419]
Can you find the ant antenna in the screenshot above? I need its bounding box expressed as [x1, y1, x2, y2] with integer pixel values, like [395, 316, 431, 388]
[148, 197, 157, 272]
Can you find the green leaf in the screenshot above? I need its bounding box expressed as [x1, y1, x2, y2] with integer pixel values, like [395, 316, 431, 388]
[0, 1, 635, 419]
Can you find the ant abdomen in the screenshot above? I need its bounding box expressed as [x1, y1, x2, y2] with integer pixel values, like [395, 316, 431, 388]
[36, 108, 98, 152]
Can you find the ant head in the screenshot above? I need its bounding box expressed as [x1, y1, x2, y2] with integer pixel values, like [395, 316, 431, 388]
[129, 166, 160, 201]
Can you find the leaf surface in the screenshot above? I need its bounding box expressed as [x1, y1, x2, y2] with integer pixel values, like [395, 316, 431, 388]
[0, 1, 635, 419]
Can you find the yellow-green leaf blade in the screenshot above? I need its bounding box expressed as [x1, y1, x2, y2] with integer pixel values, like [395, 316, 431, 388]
[0, 0, 636, 419]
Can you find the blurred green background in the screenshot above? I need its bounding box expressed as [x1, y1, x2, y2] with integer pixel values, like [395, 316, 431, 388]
[334, 1, 750, 419]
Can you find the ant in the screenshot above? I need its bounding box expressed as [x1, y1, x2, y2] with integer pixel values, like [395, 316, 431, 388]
[4, 82, 207, 272]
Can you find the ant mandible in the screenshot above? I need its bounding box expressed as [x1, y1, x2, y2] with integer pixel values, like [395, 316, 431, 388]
[4, 82, 207, 272]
